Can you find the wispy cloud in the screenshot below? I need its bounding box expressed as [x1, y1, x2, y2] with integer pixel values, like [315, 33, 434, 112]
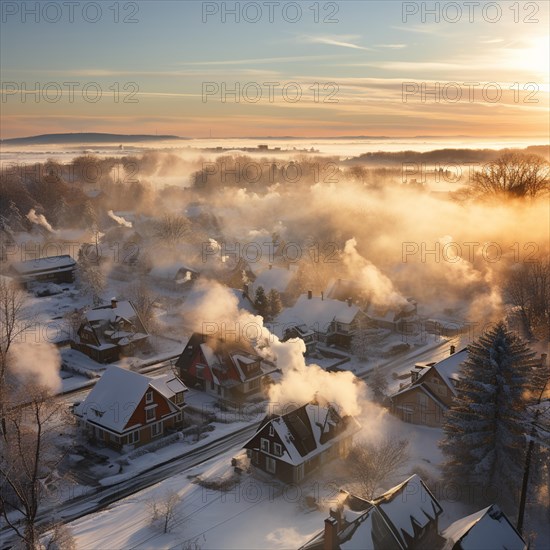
[301, 34, 372, 51]
[178, 55, 343, 66]
[374, 44, 407, 49]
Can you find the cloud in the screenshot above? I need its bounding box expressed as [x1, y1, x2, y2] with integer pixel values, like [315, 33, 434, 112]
[302, 34, 372, 51]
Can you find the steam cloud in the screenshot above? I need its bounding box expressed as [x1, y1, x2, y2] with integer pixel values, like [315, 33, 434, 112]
[26, 208, 54, 233]
[107, 210, 132, 228]
[182, 281, 365, 417]
[8, 341, 63, 392]
[342, 237, 408, 308]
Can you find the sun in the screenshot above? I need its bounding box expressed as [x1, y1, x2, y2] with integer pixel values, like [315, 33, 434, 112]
[521, 35, 550, 81]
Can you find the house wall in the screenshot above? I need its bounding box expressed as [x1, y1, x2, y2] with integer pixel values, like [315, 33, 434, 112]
[391, 387, 446, 427]
[422, 372, 454, 406]
[124, 387, 174, 429]
[82, 410, 184, 451]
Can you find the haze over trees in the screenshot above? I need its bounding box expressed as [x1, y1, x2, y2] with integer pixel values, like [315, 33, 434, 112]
[462, 152, 549, 201]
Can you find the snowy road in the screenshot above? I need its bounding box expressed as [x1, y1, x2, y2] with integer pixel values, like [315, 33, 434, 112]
[0, 423, 259, 549]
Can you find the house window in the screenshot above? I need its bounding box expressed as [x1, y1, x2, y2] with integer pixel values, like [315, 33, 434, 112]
[127, 431, 140, 445]
[146, 407, 156, 422]
[151, 421, 163, 438]
[274, 443, 282, 457]
[266, 456, 276, 474]
[260, 438, 270, 453]
[269, 425, 274, 437]
[175, 392, 184, 405]
[146, 390, 153, 404]
[418, 393, 427, 407]
[196, 365, 204, 379]
[176, 412, 182, 422]
[96, 427, 104, 440]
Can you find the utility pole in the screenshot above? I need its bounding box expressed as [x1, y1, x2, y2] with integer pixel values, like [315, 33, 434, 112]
[517, 373, 549, 534]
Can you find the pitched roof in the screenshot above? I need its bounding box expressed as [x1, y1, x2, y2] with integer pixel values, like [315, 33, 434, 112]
[9, 254, 76, 276]
[74, 366, 186, 433]
[300, 475, 443, 550]
[373, 474, 443, 548]
[418, 348, 468, 394]
[442, 504, 527, 550]
[178, 333, 277, 386]
[81, 300, 148, 348]
[244, 400, 361, 466]
[252, 266, 295, 294]
[274, 294, 360, 338]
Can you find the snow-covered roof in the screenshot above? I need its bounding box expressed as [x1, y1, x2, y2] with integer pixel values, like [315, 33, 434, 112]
[86, 301, 139, 324]
[442, 504, 526, 550]
[74, 366, 184, 433]
[428, 348, 468, 393]
[149, 374, 188, 400]
[228, 288, 255, 314]
[274, 294, 360, 338]
[9, 254, 76, 275]
[245, 401, 361, 467]
[252, 266, 294, 294]
[149, 263, 197, 280]
[373, 474, 443, 548]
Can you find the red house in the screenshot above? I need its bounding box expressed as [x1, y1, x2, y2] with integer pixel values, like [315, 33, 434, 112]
[175, 333, 278, 404]
[74, 366, 188, 450]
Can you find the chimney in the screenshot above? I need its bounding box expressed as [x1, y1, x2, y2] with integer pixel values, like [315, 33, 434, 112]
[450, 345, 456, 355]
[347, 297, 352, 307]
[111, 297, 117, 309]
[323, 517, 338, 550]
[308, 290, 313, 300]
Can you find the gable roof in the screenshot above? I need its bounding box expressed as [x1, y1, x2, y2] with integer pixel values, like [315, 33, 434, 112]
[274, 294, 360, 338]
[244, 400, 361, 466]
[74, 366, 186, 433]
[417, 348, 467, 395]
[80, 300, 148, 349]
[300, 475, 443, 550]
[391, 349, 468, 403]
[442, 504, 527, 550]
[177, 333, 277, 386]
[372, 474, 443, 548]
[9, 254, 76, 276]
[252, 266, 295, 294]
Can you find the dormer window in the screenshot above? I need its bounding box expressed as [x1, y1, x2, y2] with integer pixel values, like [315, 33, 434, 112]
[146, 390, 153, 404]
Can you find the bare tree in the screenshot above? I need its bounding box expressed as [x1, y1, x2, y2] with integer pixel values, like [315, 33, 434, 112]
[466, 153, 549, 200]
[154, 214, 190, 244]
[76, 259, 105, 306]
[123, 280, 159, 332]
[347, 437, 410, 499]
[0, 278, 32, 437]
[506, 259, 550, 340]
[147, 490, 180, 533]
[0, 383, 68, 549]
[369, 367, 389, 403]
[43, 522, 77, 550]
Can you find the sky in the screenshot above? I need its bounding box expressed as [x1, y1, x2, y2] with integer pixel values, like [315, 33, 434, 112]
[0, 0, 549, 139]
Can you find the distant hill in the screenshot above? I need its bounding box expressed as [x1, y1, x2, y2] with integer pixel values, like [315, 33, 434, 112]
[345, 145, 550, 165]
[1, 133, 187, 145]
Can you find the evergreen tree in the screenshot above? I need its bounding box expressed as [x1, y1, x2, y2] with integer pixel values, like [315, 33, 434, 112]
[254, 286, 268, 318]
[267, 288, 283, 320]
[440, 322, 538, 503]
